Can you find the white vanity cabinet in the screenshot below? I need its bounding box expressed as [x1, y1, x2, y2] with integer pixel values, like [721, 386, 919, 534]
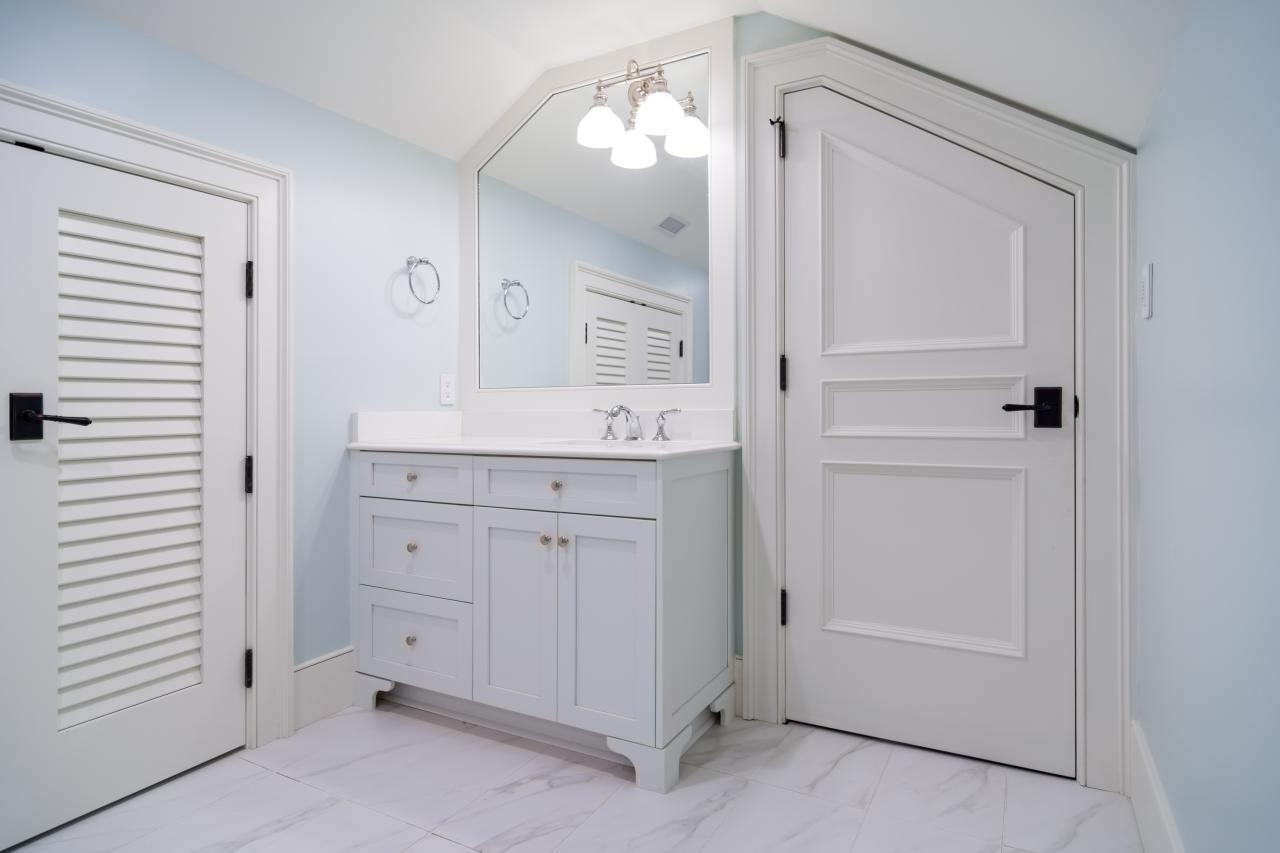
[349, 447, 735, 792]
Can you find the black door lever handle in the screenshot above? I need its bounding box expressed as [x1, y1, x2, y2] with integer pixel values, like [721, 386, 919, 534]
[21, 409, 92, 426]
[1002, 386, 1063, 428]
[10, 392, 93, 440]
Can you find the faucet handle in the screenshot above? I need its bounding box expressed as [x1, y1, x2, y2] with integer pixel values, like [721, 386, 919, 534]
[653, 408, 682, 441]
[592, 408, 618, 441]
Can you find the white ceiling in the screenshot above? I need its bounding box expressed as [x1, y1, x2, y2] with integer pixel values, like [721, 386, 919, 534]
[77, 0, 1188, 158]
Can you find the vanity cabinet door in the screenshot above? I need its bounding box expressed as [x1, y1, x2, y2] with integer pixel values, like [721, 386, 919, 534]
[556, 513, 656, 745]
[473, 507, 559, 721]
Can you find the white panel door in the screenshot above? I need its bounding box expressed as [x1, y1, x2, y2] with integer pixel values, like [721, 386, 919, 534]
[557, 513, 656, 744]
[472, 507, 558, 720]
[0, 143, 249, 847]
[782, 87, 1076, 775]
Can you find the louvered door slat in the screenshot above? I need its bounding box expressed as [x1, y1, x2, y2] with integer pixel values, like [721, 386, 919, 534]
[55, 217, 208, 730]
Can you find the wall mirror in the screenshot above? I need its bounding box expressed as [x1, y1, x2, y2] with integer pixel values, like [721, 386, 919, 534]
[477, 52, 710, 389]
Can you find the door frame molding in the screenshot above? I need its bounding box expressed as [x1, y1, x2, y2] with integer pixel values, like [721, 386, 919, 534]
[739, 39, 1134, 792]
[0, 81, 295, 748]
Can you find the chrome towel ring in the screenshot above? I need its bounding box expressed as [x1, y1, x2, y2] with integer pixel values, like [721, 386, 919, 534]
[500, 278, 529, 320]
[405, 255, 441, 305]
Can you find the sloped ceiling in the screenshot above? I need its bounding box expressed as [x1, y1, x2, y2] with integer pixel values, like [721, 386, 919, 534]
[76, 0, 1188, 158]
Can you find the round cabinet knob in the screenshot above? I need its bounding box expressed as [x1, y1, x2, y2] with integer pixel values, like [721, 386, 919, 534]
[405, 471, 419, 483]
[404, 634, 417, 647]
[550, 479, 564, 492]
[558, 535, 570, 548]
[406, 541, 419, 554]
[539, 533, 553, 546]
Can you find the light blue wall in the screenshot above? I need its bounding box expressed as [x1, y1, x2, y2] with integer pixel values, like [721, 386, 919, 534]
[478, 176, 709, 388]
[1134, 1, 1279, 849]
[0, 0, 458, 664]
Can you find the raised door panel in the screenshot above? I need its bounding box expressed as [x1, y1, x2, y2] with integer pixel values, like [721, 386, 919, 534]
[358, 585, 471, 699]
[557, 513, 656, 745]
[473, 507, 558, 721]
[358, 497, 473, 601]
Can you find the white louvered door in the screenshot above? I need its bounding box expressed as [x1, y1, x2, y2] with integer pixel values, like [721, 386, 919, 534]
[0, 143, 249, 848]
[582, 291, 688, 385]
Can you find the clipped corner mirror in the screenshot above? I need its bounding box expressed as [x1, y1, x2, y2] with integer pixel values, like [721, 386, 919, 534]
[478, 52, 710, 389]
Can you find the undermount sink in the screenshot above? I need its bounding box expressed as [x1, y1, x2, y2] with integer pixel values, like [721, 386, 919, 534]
[540, 438, 666, 447]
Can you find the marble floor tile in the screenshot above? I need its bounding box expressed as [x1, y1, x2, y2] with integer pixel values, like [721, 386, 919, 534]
[432, 744, 625, 853]
[681, 719, 794, 775]
[1003, 769, 1142, 853]
[24, 756, 267, 853]
[868, 745, 1006, 844]
[688, 721, 892, 811]
[403, 834, 476, 852]
[118, 769, 424, 852]
[268, 722, 541, 832]
[701, 776, 865, 853]
[242, 705, 470, 779]
[851, 811, 1003, 853]
[555, 765, 749, 853]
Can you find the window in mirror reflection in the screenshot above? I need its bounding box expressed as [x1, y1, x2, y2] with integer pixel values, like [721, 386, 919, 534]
[478, 52, 709, 389]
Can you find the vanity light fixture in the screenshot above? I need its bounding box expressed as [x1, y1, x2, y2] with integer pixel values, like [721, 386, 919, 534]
[610, 114, 657, 169]
[633, 65, 683, 136]
[576, 59, 708, 169]
[663, 92, 710, 158]
[575, 81, 624, 148]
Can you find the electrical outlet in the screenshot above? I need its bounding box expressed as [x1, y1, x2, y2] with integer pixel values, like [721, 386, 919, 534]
[1139, 263, 1154, 319]
[439, 373, 456, 406]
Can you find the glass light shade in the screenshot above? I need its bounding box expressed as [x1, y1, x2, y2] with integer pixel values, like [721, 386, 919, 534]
[610, 127, 657, 169]
[576, 104, 623, 148]
[634, 89, 684, 136]
[664, 114, 710, 158]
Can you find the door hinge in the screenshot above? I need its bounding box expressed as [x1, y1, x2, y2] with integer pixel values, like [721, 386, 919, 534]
[769, 116, 786, 158]
[245, 260, 254, 299]
[1074, 395, 1080, 418]
[780, 589, 788, 626]
[244, 649, 254, 689]
[679, 339, 684, 358]
[244, 455, 254, 494]
[779, 354, 788, 392]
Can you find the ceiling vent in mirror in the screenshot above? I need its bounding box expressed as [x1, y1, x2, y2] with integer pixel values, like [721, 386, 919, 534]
[658, 215, 687, 236]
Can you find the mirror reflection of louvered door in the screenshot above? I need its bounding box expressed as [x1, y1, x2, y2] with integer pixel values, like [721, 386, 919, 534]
[582, 289, 689, 386]
[0, 143, 249, 848]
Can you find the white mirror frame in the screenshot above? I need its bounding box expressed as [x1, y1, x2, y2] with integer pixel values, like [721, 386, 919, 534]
[458, 19, 733, 417]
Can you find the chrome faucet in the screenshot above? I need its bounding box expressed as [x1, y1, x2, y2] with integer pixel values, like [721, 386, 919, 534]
[653, 408, 681, 441]
[595, 404, 643, 440]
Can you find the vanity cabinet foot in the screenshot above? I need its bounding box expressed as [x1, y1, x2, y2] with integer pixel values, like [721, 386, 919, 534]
[607, 723, 697, 794]
[353, 673, 394, 710]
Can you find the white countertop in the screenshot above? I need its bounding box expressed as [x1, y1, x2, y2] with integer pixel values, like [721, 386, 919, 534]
[348, 435, 739, 461]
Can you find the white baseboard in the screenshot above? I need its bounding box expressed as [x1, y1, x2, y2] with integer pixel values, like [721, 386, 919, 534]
[1129, 720, 1186, 853]
[293, 646, 355, 730]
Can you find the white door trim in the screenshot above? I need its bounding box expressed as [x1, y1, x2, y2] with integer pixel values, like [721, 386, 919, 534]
[0, 81, 295, 748]
[568, 261, 694, 385]
[739, 39, 1134, 792]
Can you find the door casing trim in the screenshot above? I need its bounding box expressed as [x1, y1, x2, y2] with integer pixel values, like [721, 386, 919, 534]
[0, 81, 295, 748]
[739, 39, 1134, 792]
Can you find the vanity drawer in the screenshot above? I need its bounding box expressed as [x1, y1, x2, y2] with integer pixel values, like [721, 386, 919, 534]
[357, 451, 472, 504]
[473, 456, 657, 518]
[358, 497, 473, 601]
[357, 585, 472, 699]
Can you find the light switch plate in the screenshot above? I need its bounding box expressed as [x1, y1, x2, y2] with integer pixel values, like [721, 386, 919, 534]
[439, 373, 456, 406]
[1139, 263, 1154, 319]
